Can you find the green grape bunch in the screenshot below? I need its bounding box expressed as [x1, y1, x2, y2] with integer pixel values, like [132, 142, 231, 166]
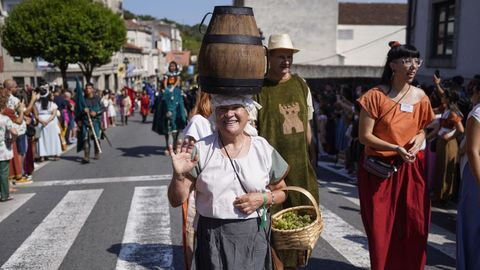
[273, 211, 313, 230]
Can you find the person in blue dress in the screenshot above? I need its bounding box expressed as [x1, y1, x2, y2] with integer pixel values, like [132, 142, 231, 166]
[457, 82, 480, 270]
[152, 61, 186, 153]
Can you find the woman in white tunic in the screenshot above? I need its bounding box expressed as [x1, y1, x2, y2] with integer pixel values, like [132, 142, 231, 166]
[34, 89, 62, 160]
[169, 95, 289, 270]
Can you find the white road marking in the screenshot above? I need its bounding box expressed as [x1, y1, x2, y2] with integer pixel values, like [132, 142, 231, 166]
[27, 174, 172, 187]
[319, 180, 457, 259]
[0, 193, 35, 223]
[320, 206, 371, 268]
[116, 186, 173, 270]
[1, 189, 103, 270]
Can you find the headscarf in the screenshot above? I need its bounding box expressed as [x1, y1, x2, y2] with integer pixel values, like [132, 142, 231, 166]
[209, 94, 262, 136]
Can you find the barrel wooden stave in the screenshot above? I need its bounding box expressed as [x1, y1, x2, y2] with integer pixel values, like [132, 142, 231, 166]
[199, 44, 264, 79]
[208, 14, 259, 36]
[198, 6, 265, 95]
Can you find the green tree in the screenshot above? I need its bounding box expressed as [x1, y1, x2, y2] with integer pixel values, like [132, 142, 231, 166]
[1, 0, 126, 88]
[76, 1, 126, 83]
[123, 9, 136, 20]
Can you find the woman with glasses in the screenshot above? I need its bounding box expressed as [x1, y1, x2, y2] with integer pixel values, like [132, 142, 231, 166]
[357, 41, 435, 270]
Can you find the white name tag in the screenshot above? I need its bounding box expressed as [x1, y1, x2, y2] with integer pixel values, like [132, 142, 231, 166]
[400, 103, 414, 113]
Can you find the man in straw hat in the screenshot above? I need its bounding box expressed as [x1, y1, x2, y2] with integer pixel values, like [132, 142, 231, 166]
[255, 34, 319, 269]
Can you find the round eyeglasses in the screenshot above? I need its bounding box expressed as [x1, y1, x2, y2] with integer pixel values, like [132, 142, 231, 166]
[400, 57, 423, 68]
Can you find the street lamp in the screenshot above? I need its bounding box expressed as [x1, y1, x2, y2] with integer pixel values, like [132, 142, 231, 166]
[123, 57, 129, 87]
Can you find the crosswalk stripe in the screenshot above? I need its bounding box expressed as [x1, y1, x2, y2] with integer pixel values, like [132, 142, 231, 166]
[116, 186, 173, 270]
[0, 193, 35, 223]
[320, 206, 371, 268]
[319, 180, 457, 259]
[1, 189, 103, 270]
[28, 174, 172, 187]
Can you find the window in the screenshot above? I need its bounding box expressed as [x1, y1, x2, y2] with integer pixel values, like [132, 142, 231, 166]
[13, 56, 23, 62]
[12, 77, 24, 89]
[105, 74, 110, 90]
[338, 29, 354, 40]
[432, 0, 455, 58]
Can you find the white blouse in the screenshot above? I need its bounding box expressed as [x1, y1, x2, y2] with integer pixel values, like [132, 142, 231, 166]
[190, 133, 288, 219]
[183, 115, 212, 141]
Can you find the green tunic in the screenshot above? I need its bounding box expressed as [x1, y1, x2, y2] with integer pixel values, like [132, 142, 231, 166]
[256, 74, 319, 267]
[76, 96, 102, 152]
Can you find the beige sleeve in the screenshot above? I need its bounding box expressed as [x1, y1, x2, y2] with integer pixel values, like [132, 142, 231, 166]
[307, 88, 314, 121]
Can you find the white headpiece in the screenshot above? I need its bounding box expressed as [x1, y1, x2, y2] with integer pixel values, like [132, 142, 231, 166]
[209, 94, 262, 136]
[39, 84, 50, 98]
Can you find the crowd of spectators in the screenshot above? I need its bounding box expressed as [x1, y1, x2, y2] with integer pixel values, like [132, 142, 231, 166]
[313, 73, 480, 206]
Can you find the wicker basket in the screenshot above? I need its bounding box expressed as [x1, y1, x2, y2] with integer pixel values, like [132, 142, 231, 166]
[271, 186, 323, 256]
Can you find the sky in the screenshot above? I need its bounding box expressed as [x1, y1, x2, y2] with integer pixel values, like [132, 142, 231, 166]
[123, 0, 408, 26]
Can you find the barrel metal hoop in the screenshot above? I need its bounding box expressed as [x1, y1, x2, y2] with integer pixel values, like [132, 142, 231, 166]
[203, 35, 262, 45]
[213, 6, 254, 16]
[199, 76, 264, 87]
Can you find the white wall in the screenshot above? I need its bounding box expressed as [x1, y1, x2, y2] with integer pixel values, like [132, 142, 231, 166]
[240, 0, 339, 65]
[127, 30, 152, 51]
[337, 25, 406, 66]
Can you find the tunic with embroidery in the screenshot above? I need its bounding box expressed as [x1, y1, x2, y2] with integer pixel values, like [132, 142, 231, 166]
[256, 74, 319, 209]
[256, 75, 319, 267]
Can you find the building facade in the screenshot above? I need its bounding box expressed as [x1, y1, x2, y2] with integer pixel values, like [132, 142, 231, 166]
[234, 0, 340, 66]
[233, 0, 407, 80]
[337, 3, 407, 67]
[408, 0, 480, 83]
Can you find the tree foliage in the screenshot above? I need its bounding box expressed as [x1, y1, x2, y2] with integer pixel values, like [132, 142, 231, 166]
[123, 9, 136, 20]
[1, 0, 126, 86]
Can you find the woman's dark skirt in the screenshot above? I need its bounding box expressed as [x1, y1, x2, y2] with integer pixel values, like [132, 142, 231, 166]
[192, 215, 272, 270]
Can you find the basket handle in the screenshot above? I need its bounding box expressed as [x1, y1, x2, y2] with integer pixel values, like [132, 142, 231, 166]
[279, 186, 321, 220]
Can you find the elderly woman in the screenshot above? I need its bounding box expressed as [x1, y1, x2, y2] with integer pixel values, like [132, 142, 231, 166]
[168, 95, 288, 270]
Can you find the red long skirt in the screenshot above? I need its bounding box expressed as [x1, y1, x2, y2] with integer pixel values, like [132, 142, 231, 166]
[9, 142, 22, 179]
[358, 151, 430, 270]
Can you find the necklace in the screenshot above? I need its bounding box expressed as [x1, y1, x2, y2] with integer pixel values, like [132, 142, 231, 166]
[219, 134, 247, 158]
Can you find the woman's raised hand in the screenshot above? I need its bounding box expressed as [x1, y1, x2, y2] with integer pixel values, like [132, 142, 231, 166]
[169, 139, 198, 175]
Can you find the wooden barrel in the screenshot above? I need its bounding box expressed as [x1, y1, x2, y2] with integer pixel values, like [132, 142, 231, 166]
[198, 6, 266, 95]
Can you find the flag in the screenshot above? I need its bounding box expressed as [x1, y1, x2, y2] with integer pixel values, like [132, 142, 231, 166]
[126, 86, 135, 114]
[117, 64, 126, 78]
[144, 81, 155, 107]
[74, 77, 85, 120]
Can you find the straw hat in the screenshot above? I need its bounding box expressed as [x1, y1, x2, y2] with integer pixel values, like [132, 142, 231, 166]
[267, 34, 300, 53]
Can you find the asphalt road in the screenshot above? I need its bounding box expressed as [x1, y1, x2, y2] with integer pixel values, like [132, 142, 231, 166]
[0, 114, 456, 269]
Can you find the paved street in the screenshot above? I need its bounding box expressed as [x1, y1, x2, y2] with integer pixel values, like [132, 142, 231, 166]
[0, 114, 457, 269]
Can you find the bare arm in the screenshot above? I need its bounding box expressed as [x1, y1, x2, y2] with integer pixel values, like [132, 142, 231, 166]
[466, 117, 480, 186]
[442, 118, 465, 141]
[25, 93, 39, 114]
[433, 74, 445, 97]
